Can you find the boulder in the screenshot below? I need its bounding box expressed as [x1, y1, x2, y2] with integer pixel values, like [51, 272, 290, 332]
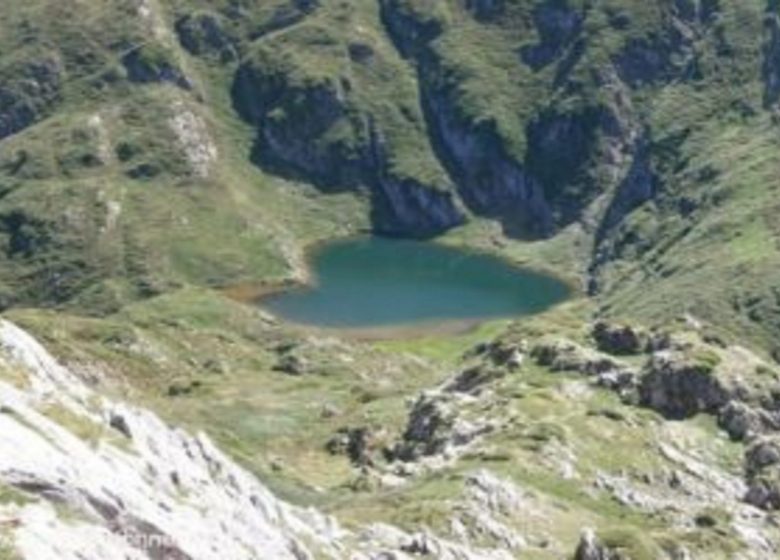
[391, 393, 455, 461]
[591, 321, 649, 355]
[593, 369, 638, 402]
[745, 437, 780, 477]
[531, 336, 627, 376]
[326, 427, 375, 466]
[175, 12, 237, 62]
[744, 437, 780, 510]
[390, 392, 493, 463]
[573, 528, 624, 560]
[445, 364, 505, 394]
[121, 46, 192, 90]
[108, 410, 133, 440]
[717, 401, 780, 441]
[744, 473, 780, 511]
[273, 353, 309, 375]
[638, 349, 729, 418]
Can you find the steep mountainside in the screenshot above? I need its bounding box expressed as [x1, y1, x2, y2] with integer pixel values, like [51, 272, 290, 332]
[0, 0, 778, 346]
[2, 1, 780, 559]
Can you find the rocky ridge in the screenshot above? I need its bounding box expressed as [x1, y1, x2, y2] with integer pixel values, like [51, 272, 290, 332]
[321, 318, 780, 558]
[0, 319, 525, 560]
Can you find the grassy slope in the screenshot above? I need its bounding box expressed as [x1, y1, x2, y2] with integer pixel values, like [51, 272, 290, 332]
[0, 0, 370, 314]
[1, 0, 778, 348]
[0, 1, 779, 556]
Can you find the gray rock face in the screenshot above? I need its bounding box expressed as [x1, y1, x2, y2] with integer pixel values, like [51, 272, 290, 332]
[371, 176, 465, 237]
[612, 0, 718, 88]
[0, 321, 344, 560]
[525, 107, 613, 224]
[422, 87, 553, 237]
[232, 69, 347, 182]
[594, 139, 657, 250]
[231, 60, 464, 237]
[638, 349, 730, 418]
[0, 320, 512, 560]
[380, 0, 554, 238]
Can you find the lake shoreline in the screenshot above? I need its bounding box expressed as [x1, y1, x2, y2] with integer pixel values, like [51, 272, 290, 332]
[222, 234, 577, 338]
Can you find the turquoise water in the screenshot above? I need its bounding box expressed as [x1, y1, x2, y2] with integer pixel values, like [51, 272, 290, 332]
[262, 237, 570, 329]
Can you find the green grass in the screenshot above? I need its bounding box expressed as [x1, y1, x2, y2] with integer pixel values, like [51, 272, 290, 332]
[599, 527, 665, 560]
[375, 318, 511, 363]
[1, 0, 777, 353]
[0, 484, 30, 507]
[40, 404, 104, 448]
[0, 537, 18, 560]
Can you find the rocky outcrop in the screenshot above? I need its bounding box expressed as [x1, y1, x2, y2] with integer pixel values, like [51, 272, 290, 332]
[0, 320, 520, 560]
[719, 401, 780, 442]
[613, 0, 721, 88]
[167, 101, 218, 178]
[595, 138, 657, 243]
[591, 321, 650, 355]
[763, 7, 780, 108]
[326, 426, 375, 466]
[175, 12, 237, 62]
[528, 324, 780, 446]
[0, 51, 63, 140]
[639, 350, 726, 418]
[392, 392, 461, 461]
[744, 436, 780, 510]
[520, 0, 585, 71]
[370, 176, 465, 237]
[524, 107, 611, 223]
[637, 342, 775, 424]
[573, 529, 624, 560]
[389, 380, 500, 464]
[444, 364, 506, 395]
[531, 336, 631, 377]
[456, 470, 530, 552]
[231, 66, 347, 184]
[380, 0, 555, 238]
[422, 90, 553, 236]
[121, 46, 191, 90]
[0, 321, 344, 559]
[380, 0, 643, 239]
[231, 53, 464, 236]
[614, 32, 694, 88]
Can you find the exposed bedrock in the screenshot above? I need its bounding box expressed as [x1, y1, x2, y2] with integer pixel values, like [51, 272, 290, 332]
[231, 54, 465, 237]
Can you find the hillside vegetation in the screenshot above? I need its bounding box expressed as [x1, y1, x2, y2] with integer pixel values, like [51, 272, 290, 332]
[2, 2, 780, 558]
[0, 0, 778, 348]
